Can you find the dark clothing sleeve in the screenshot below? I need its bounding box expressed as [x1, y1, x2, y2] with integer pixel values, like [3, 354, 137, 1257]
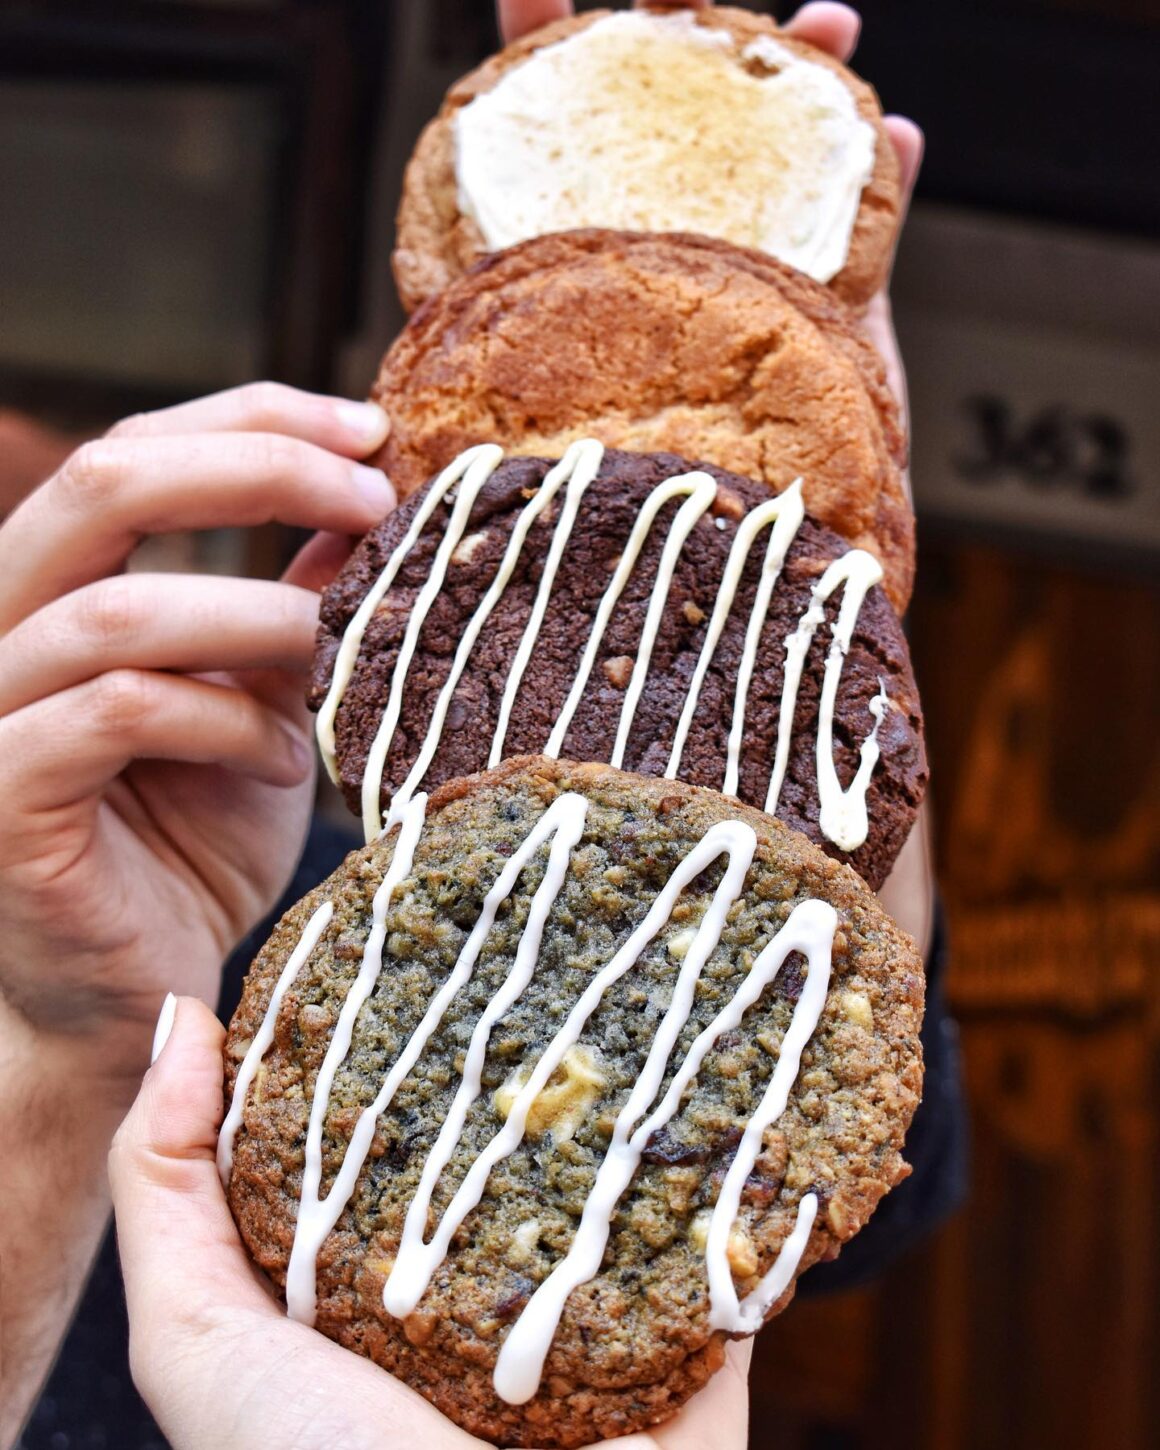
[20, 822, 966, 1450]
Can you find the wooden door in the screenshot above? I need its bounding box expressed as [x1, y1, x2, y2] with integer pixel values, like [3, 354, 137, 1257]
[748, 538, 1160, 1449]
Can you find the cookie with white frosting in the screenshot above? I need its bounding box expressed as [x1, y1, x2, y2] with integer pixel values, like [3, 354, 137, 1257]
[221, 757, 924, 1447]
[373, 230, 913, 609]
[310, 443, 926, 890]
[395, 6, 900, 312]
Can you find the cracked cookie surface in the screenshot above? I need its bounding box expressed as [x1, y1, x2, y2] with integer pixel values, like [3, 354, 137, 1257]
[373, 230, 913, 611]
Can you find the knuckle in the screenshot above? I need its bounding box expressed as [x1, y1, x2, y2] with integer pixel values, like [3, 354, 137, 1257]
[89, 668, 153, 736]
[59, 439, 123, 508]
[237, 379, 292, 427]
[105, 411, 150, 440]
[78, 578, 141, 653]
[250, 429, 306, 481]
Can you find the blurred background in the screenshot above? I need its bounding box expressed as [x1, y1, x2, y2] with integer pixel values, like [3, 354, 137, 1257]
[3, 2, 1158, 1447]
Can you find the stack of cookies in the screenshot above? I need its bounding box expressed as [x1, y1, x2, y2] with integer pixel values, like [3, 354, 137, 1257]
[220, 10, 929, 1446]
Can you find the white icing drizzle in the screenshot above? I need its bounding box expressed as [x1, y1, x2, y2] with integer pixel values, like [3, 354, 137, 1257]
[825, 678, 889, 854]
[703, 900, 834, 1332]
[489, 440, 605, 766]
[665, 479, 805, 790]
[285, 790, 428, 1323]
[382, 815, 755, 1328]
[765, 548, 886, 851]
[325, 443, 889, 854]
[817, 662, 889, 854]
[546, 470, 718, 760]
[316, 445, 501, 788]
[720, 1191, 818, 1333]
[389, 442, 605, 819]
[359, 445, 506, 839]
[219, 793, 839, 1407]
[286, 790, 591, 1324]
[217, 899, 334, 1186]
[608, 477, 719, 768]
[382, 792, 590, 1316]
[492, 885, 836, 1404]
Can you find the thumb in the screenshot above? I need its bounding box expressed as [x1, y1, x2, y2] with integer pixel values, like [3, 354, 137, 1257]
[282, 527, 357, 593]
[109, 996, 278, 1346]
[589, 1338, 752, 1450]
[109, 998, 488, 1450]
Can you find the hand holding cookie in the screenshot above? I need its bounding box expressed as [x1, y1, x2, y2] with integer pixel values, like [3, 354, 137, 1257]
[111, 995, 753, 1450]
[0, 383, 398, 1440]
[0, 383, 393, 1064]
[101, 7, 935, 1450]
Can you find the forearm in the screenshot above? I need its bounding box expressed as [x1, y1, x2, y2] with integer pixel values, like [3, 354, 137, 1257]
[0, 998, 136, 1445]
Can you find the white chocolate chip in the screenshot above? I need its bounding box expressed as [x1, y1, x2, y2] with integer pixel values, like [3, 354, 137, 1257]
[493, 1045, 607, 1142]
[841, 990, 873, 1031]
[726, 1224, 759, 1278]
[682, 600, 705, 626]
[602, 655, 634, 689]
[451, 530, 489, 565]
[511, 1219, 541, 1264]
[667, 928, 697, 960]
[688, 1209, 712, 1252]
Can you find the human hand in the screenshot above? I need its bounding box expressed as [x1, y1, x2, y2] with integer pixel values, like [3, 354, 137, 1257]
[0, 384, 394, 1082]
[110, 994, 753, 1450]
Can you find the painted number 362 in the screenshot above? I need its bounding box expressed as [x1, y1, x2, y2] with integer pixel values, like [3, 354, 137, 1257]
[955, 395, 1134, 499]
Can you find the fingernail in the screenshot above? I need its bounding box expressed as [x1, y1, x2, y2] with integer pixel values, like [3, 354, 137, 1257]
[151, 992, 177, 1065]
[336, 400, 390, 446]
[352, 463, 396, 517]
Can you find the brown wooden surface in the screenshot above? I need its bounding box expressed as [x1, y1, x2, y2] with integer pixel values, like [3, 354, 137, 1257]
[748, 537, 1160, 1449]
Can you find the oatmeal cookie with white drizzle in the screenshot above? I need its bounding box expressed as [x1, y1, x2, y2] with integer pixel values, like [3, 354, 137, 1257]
[311, 444, 926, 889]
[221, 758, 924, 1447]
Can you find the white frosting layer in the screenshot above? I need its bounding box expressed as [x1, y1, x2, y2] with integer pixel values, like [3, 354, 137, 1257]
[454, 11, 876, 284]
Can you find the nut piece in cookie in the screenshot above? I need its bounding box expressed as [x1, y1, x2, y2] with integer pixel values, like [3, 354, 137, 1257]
[221, 758, 924, 1448]
[395, 6, 900, 312]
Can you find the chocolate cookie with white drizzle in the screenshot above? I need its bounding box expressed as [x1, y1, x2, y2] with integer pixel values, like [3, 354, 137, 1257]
[221, 757, 924, 1447]
[311, 443, 926, 890]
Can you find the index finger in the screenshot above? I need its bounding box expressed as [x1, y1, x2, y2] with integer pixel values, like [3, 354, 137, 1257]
[496, 0, 571, 45]
[783, 3, 862, 62]
[108, 381, 390, 459]
[0, 432, 395, 633]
